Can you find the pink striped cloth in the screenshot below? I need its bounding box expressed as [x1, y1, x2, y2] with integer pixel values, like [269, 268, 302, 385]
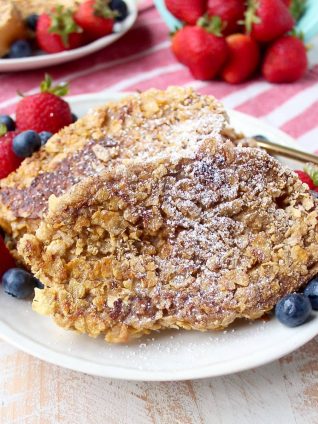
[1, 1, 317, 152]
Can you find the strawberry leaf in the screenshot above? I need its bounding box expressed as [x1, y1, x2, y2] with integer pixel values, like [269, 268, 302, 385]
[49, 5, 82, 47]
[304, 163, 318, 186]
[241, 0, 261, 34]
[40, 73, 69, 97]
[40, 73, 52, 93]
[290, 0, 307, 21]
[93, 0, 117, 19]
[197, 14, 224, 37]
[290, 28, 305, 41]
[0, 124, 7, 137]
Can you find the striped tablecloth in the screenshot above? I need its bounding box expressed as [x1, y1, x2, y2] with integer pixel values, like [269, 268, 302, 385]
[1, 0, 317, 154]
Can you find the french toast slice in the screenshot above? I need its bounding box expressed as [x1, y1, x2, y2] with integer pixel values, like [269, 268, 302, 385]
[0, 88, 228, 242]
[18, 140, 318, 343]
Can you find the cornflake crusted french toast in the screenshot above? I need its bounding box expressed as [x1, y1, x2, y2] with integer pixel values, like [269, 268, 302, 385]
[19, 139, 318, 343]
[0, 87, 228, 242]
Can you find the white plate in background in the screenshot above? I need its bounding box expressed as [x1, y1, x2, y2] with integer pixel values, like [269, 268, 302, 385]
[0, 0, 137, 72]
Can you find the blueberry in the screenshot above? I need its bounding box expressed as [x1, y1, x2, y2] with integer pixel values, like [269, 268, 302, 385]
[110, 0, 128, 21]
[275, 293, 312, 327]
[304, 279, 318, 310]
[2, 268, 38, 299]
[311, 190, 318, 199]
[13, 131, 41, 158]
[26, 14, 39, 31]
[9, 40, 32, 59]
[0, 115, 16, 131]
[39, 131, 53, 146]
[34, 277, 44, 289]
[253, 135, 268, 142]
[71, 113, 78, 123]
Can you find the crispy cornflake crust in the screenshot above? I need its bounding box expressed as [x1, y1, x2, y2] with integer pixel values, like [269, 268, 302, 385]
[0, 87, 228, 243]
[18, 139, 318, 343]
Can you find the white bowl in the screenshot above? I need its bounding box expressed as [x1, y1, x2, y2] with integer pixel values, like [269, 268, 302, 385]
[0, 0, 137, 72]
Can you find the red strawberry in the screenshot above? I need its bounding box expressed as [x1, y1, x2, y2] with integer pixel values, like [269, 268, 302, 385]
[262, 35, 307, 83]
[172, 16, 228, 80]
[282, 0, 291, 5]
[295, 170, 315, 190]
[16, 74, 73, 134]
[207, 0, 245, 35]
[0, 128, 22, 179]
[0, 236, 16, 278]
[165, 0, 207, 25]
[36, 6, 84, 53]
[221, 34, 260, 83]
[74, 0, 116, 41]
[245, 0, 294, 43]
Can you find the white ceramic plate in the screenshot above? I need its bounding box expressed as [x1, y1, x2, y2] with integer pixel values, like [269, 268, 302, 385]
[0, 0, 137, 72]
[0, 92, 317, 381]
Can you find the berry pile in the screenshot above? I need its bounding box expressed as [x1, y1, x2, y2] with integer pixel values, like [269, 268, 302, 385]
[167, 0, 308, 83]
[0, 74, 76, 179]
[4, 0, 129, 59]
[0, 74, 80, 300]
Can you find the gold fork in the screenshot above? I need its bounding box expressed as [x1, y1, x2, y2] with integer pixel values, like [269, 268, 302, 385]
[254, 138, 318, 165]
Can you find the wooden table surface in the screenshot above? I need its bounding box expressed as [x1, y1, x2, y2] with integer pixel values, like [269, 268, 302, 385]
[1, 336, 317, 424]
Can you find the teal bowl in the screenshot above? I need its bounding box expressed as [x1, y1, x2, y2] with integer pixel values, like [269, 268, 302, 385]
[153, 0, 318, 42]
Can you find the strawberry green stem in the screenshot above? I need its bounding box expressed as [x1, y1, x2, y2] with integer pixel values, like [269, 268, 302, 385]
[49, 5, 82, 47]
[40, 74, 69, 97]
[304, 163, 318, 186]
[197, 14, 224, 37]
[241, 0, 261, 34]
[93, 0, 117, 19]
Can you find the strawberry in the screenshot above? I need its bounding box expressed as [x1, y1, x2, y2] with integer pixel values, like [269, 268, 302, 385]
[300, 165, 318, 192]
[172, 16, 228, 80]
[16, 74, 73, 134]
[262, 35, 307, 83]
[165, 0, 207, 25]
[244, 0, 294, 43]
[207, 0, 245, 35]
[0, 127, 22, 179]
[74, 0, 116, 40]
[0, 236, 16, 279]
[221, 34, 260, 84]
[36, 6, 84, 53]
[295, 170, 315, 190]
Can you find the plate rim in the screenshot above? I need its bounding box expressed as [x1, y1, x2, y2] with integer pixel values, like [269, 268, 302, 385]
[0, 0, 137, 72]
[1, 91, 317, 381]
